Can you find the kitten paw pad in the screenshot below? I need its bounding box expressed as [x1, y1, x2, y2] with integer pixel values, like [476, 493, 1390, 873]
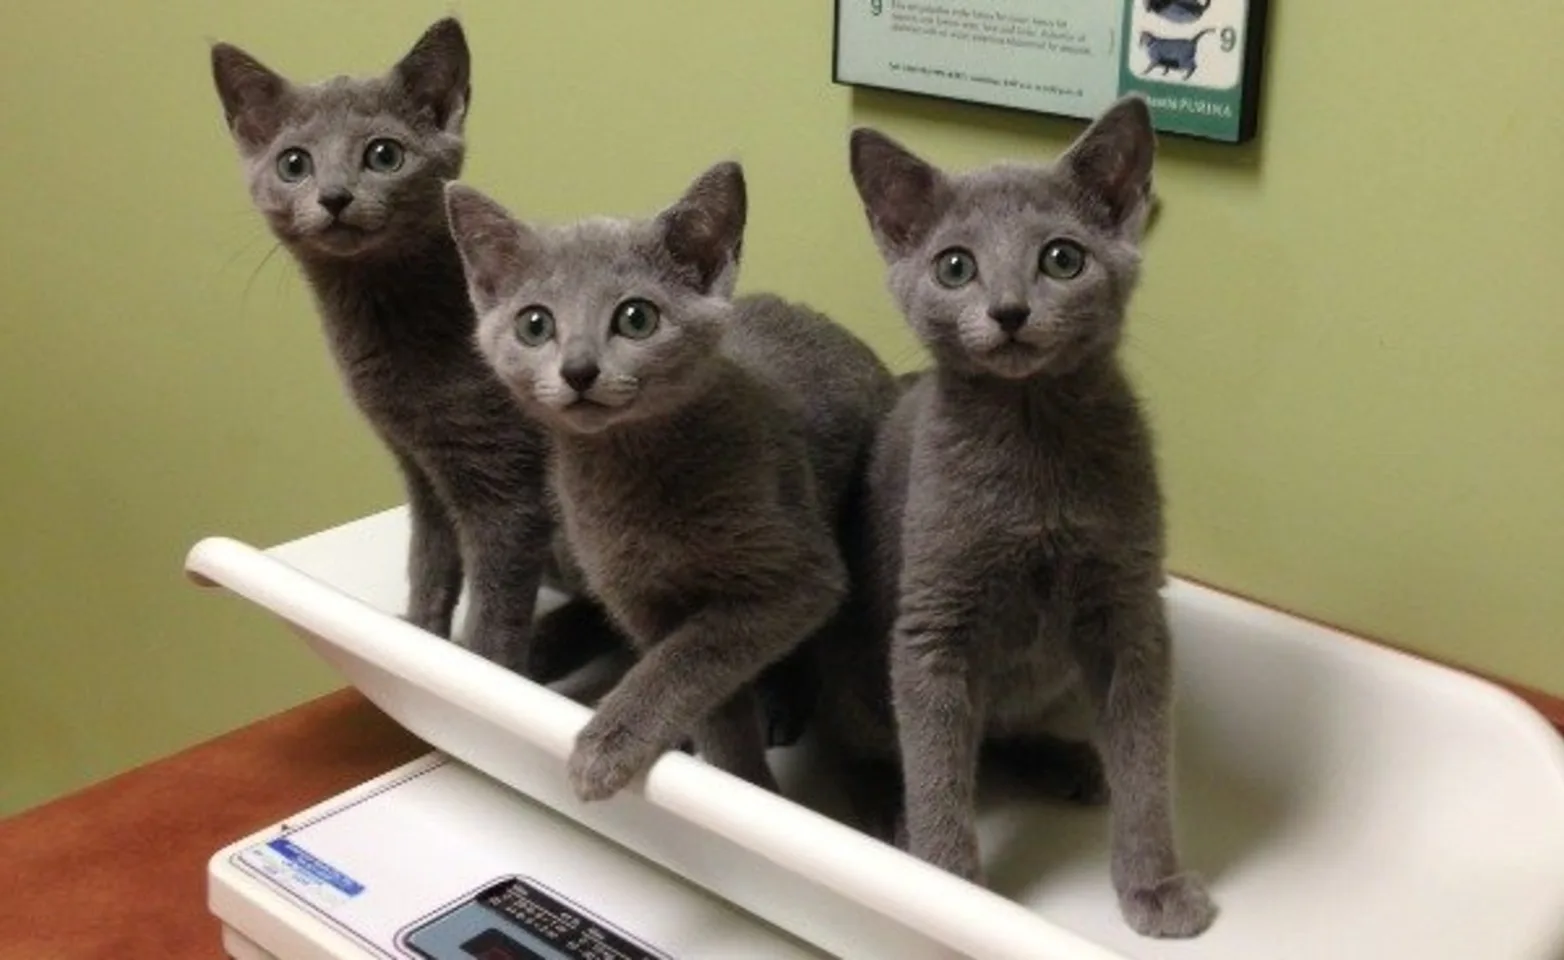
[1120, 872, 1216, 938]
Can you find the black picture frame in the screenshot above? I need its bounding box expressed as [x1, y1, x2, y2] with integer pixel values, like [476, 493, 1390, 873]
[832, 0, 1269, 144]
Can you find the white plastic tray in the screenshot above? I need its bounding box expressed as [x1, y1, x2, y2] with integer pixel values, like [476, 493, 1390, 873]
[187, 507, 1564, 960]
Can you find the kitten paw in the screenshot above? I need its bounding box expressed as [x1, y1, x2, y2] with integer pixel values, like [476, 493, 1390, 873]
[888, 814, 909, 852]
[400, 610, 451, 639]
[1119, 872, 1216, 938]
[910, 837, 985, 886]
[458, 620, 528, 666]
[949, 858, 985, 886]
[567, 722, 659, 802]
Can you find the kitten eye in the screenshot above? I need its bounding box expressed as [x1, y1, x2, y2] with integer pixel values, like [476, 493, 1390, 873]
[934, 248, 978, 288]
[611, 299, 661, 340]
[363, 138, 405, 173]
[514, 306, 555, 347]
[275, 148, 313, 183]
[1039, 239, 1087, 280]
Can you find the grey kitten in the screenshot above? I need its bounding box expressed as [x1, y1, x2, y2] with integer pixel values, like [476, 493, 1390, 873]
[209, 19, 614, 677]
[830, 96, 1216, 938]
[445, 163, 896, 800]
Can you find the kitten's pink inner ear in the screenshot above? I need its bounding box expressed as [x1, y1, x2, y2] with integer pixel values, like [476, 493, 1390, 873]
[850, 129, 946, 255]
[394, 18, 471, 130]
[211, 44, 287, 147]
[662, 163, 746, 293]
[1063, 98, 1156, 228]
[445, 185, 528, 308]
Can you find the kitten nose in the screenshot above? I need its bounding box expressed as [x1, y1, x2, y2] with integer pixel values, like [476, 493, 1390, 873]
[988, 304, 1031, 334]
[561, 361, 600, 394]
[318, 190, 354, 216]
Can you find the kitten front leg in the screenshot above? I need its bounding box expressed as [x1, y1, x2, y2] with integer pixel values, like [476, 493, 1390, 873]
[691, 687, 778, 792]
[886, 476, 997, 882]
[395, 453, 463, 637]
[460, 505, 553, 667]
[1070, 594, 1215, 938]
[891, 614, 985, 881]
[568, 583, 841, 801]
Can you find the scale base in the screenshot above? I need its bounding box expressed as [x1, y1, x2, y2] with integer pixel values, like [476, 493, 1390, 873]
[209, 754, 821, 960]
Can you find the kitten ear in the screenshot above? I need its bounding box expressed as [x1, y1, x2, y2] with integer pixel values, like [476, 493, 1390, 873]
[655, 161, 747, 297]
[392, 17, 471, 133]
[445, 183, 537, 311]
[1057, 95, 1156, 232]
[210, 43, 290, 150]
[849, 127, 952, 260]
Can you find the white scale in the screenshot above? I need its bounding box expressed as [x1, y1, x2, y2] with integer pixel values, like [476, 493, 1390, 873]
[212, 754, 823, 960]
[188, 509, 1564, 960]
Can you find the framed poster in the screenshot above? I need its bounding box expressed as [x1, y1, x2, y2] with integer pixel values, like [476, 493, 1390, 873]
[833, 0, 1268, 144]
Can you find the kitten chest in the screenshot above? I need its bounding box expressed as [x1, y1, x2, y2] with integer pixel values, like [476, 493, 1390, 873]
[551, 446, 785, 644]
[552, 460, 714, 589]
[981, 630, 1084, 735]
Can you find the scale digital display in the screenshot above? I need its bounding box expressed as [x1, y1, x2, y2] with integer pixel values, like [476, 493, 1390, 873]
[460, 928, 546, 960]
[404, 877, 672, 960]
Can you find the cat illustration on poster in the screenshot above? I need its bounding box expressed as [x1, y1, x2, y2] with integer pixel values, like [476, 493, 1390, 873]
[1144, 0, 1212, 25]
[1140, 29, 1214, 79]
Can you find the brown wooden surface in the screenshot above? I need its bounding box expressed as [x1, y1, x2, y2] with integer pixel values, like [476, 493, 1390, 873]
[0, 689, 427, 959]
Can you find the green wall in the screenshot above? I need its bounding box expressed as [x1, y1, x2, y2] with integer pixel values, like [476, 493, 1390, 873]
[2, 1, 1560, 814]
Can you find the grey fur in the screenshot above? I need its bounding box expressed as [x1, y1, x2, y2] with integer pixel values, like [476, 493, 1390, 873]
[210, 19, 612, 674]
[829, 96, 1216, 938]
[446, 163, 896, 800]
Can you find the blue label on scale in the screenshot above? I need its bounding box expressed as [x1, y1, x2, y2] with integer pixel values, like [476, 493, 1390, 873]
[265, 838, 365, 897]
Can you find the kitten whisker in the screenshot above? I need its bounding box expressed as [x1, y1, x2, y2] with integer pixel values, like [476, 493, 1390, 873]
[887, 342, 931, 373]
[217, 231, 269, 276]
[240, 241, 284, 318]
